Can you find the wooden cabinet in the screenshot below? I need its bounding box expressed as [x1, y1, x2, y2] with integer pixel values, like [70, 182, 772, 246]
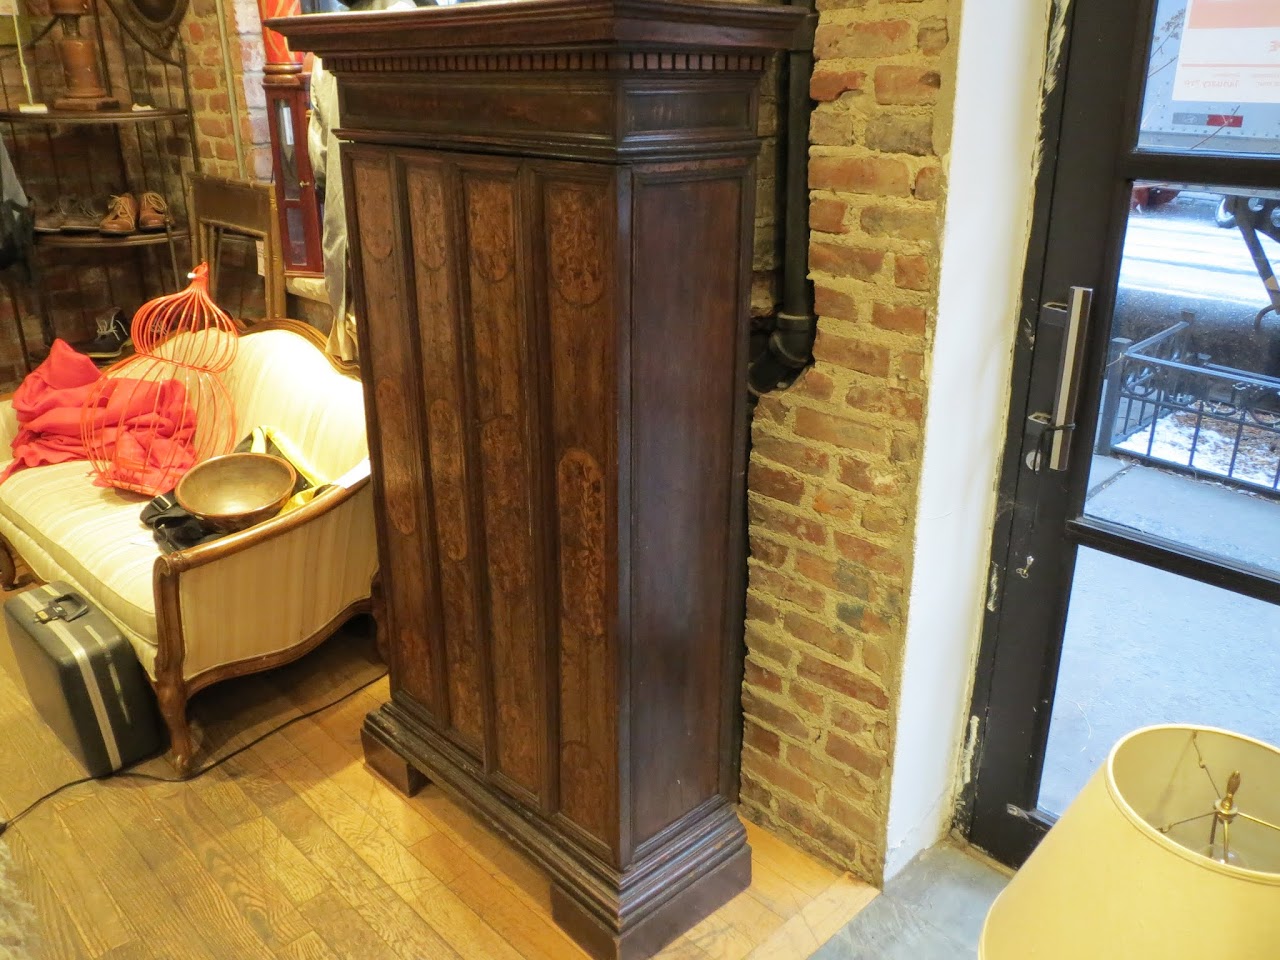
[277, 3, 804, 958]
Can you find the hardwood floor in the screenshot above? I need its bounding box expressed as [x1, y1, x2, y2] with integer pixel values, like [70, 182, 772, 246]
[0, 615, 875, 960]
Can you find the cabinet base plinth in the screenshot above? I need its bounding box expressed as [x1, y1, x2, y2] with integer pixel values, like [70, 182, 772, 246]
[360, 701, 752, 959]
[552, 843, 751, 960]
[361, 714, 427, 797]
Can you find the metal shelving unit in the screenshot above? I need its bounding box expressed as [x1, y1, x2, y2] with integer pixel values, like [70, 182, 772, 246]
[1, 0, 200, 357]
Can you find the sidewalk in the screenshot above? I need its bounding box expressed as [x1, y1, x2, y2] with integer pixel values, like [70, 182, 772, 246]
[1039, 459, 1280, 814]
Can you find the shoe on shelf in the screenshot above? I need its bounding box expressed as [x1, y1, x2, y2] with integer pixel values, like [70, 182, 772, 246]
[138, 192, 169, 232]
[61, 197, 105, 233]
[34, 197, 76, 234]
[71, 308, 132, 360]
[99, 194, 139, 235]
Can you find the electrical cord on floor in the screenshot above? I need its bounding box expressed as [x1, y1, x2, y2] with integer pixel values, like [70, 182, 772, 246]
[0, 668, 388, 837]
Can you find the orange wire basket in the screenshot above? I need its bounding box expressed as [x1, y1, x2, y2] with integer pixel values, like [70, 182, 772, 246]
[81, 264, 240, 497]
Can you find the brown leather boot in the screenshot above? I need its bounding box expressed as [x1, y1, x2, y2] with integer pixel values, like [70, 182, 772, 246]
[138, 192, 169, 232]
[99, 194, 138, 235]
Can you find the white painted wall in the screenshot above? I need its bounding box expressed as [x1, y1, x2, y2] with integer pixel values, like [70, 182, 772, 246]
[883, 0, 1060, 878]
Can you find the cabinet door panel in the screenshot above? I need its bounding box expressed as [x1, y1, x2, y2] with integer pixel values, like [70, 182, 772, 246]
[348, 152, 444, 719]
[462, 163, 547, 798]
[405, 157, 488, 757]
[538, 167, 620, 851]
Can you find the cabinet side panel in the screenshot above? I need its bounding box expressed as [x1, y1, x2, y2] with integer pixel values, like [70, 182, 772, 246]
[405, 158, 487, 756]
[629, 168, 746, 846]
[540, 170, 619, 850]
[348, 154, 442, 717]
[462, 166, 546, 796]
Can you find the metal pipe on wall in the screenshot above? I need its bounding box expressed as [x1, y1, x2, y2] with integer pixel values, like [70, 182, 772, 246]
[748, 0, 817, 397]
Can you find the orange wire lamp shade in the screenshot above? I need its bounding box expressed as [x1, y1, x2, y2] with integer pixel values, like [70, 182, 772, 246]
[81, 264, 240, 497]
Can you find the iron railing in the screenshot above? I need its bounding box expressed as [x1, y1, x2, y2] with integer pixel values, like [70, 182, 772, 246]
[1097, 320, 1280, 496]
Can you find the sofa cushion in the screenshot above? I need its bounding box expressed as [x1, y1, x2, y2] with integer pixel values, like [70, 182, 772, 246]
[0, 460, 159, 651]
[223, 329, 368, 483]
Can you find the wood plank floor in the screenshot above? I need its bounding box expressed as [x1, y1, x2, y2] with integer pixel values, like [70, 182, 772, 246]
[0, 613, 875, 960]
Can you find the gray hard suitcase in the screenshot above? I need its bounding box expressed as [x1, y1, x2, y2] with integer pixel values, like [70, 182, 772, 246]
[5, 582, 162, 777]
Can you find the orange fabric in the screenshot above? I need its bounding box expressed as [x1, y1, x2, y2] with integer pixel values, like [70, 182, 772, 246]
[2, 339, 197, 493]
[1, 339, 101, 481]
[83, 377, 197, 495]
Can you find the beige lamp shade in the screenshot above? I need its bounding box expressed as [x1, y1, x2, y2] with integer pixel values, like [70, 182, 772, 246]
[981, 725, 1280, 959]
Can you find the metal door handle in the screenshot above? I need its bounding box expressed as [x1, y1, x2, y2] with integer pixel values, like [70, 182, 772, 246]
[1045, 285, 1094, 472]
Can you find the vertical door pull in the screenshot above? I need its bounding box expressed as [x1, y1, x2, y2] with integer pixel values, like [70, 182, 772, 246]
[1046, 286, 1094, 472]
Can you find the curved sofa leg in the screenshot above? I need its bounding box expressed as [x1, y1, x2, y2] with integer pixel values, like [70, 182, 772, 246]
[0, 535, 19, 590]
[155, 678, 195, 776]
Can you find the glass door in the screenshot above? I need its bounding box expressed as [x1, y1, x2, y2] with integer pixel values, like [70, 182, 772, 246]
[966, 0, 1280, 866]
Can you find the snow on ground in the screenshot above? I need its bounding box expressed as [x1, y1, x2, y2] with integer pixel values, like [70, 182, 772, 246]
[1116, 406, 1280, 490]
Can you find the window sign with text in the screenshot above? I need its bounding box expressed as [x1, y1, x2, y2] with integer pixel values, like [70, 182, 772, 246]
[1174, 0, 1280, 104]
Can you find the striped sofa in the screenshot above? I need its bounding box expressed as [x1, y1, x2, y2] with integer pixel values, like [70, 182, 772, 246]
[0, 321, 378, 772]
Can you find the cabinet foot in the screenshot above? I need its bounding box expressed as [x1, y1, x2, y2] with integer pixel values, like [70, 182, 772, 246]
[361, 710, 427, 797]
[551, 841, 751, 960]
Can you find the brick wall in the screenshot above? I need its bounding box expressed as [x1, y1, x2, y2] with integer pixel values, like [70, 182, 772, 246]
[739, 0, 958, 883]
[183, 0, 272, 180]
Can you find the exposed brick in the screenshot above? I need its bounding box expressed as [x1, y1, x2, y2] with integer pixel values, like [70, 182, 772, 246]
[792, 368, 836, 402]
[918, 17, 950, 56]
[874, 66, 942, 105]
[750, 498, 829, 547]
[794, 605, 859, 653]
[815, 20, 914, 59]
[772, 794, 870, 867]
[744, 688, 817, 743]
[810, 66, 867, 102]
[835, 601, 895, 639]
[810, 242, 885, 281]
[831, 703, 877, 738]
[810, 197, 849, 234]
[834, 530, 904, 577]
[750, 462, 807, 506]
[753, 435, 831, 477]
[746, 593, 780, 626]
[786, 741, 854, 792]
[810, 109, 855, 148]
[914, 166, 943, 201]
[826, 732, 888, 780]
[845, 383, 924, 421]
[750, 567, 828, 615]
[809, 156, 911, 197]
[894, 254, 932, 291]
[891, 431, 920, 461]
[746, 624, 796, 667]
[860, 637, 891, 677]
[838, 455, 900, 497]
[744, 747, 819, 805]
[787, 679, 828, 718]
[812, 487, 857, 521]
[819, 790, 881, 840]
[793, 407, 885, 454]
[797, 654, 891, 710]
[865, 113, 934, 157]
[861, 205, 937, 243]
[749, 534, 790, 569]
[898, 350, 926, 382]
[815, 285, 859, 324]
[745, 659, 785, 697]
[871, 302, 928, 337]
[861, 502, 907, 535]
[744, 720, 782, 760]
[814, 333, 892, 379]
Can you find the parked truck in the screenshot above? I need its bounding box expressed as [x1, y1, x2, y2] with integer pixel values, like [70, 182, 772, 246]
[1139, 0, 1280, 158]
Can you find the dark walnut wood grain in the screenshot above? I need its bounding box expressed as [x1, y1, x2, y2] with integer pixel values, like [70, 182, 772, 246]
[279, 2, 804, 957]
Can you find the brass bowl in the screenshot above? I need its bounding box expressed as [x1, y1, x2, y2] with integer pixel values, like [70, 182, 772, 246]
[175, 453, 297, 533]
